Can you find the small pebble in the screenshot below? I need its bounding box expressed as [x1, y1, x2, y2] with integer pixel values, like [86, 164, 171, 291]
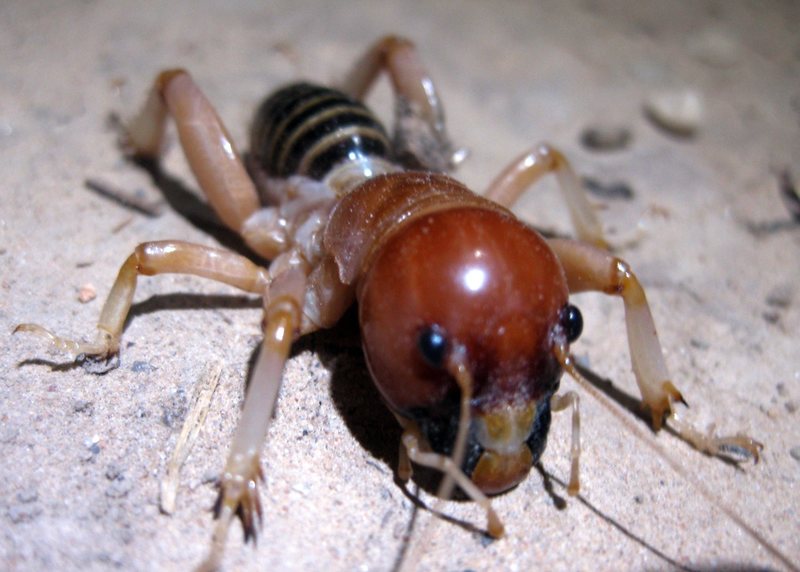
[790, 446, 800, 462]
[580, 125, 632, 152]
[72, 399, 94, 415]
[82, 435, 102, 459]
[84, 434, 101, 449]
[644, 90, 704, 137]
[131, 360, 154, 373]
[78, 283, 96, 303]
[582, 176, 634, 200]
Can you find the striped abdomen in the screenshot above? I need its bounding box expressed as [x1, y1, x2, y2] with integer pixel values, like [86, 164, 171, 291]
[250, 83, 391, 181]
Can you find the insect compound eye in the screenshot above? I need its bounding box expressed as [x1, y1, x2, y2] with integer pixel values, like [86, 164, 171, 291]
[417, 324, 448, 369]
[560, 304, 583, 343]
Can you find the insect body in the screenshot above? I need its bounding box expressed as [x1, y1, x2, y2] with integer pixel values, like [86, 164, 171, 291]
[15, 36, 772, 570]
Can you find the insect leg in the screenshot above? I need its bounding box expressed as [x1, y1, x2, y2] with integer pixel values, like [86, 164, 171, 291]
[550, 391, 581, 495]
[122, 70, 261, 243]
[548, 238, 762, 461]
[339, 35, 464, 172]
[340, 35, 442, 126]
[399, 429, 504, 539]
[201, 262, 307, 571]
[485, 144, 607, 248]
[15, 241, 269, 366]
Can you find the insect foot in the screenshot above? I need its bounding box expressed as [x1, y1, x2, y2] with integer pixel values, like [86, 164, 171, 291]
[667, 410, 764, 463]
[13, 323, 121, 374]
[199, 454, 265, 572]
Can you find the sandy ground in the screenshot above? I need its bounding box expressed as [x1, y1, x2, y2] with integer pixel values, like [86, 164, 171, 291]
[2, 1, 799, 571]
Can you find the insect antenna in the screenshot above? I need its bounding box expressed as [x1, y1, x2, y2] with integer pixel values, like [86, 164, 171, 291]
[438, 343, 473, 501]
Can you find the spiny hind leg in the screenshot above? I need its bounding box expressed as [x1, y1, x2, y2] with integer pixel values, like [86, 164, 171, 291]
[339, 35, 465, 172]
[548, 238, 762, 461]
[15, 241, 270, 370]
[123, 70, 271, 256]
[485, 144, 607, 248]
[200, 262, 308, 571]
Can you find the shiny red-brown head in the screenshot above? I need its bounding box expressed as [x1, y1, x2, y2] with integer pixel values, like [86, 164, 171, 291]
[358, 206, 582, 494]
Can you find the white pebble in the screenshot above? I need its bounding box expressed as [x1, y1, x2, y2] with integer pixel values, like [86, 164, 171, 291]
[644, 90, 704, 137]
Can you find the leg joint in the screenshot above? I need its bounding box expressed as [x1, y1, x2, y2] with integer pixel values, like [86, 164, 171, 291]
[154, 68, 189, 97]
[608, 258, 647, 304]
[535, 143, 564, 170]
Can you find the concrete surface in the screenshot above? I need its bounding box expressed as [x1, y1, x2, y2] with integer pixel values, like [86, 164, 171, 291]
[1, 1, 799, 570]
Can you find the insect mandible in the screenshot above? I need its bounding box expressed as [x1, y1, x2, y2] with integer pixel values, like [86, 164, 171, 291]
[15, 36, 768, 570]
